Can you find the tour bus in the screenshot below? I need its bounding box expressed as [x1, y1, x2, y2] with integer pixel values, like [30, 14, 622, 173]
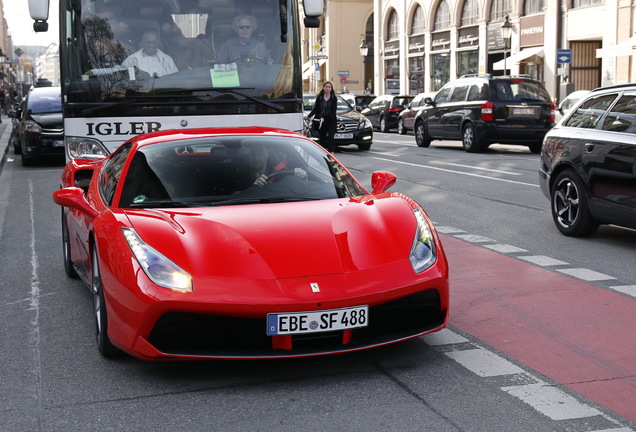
[28, 0, 322, 159]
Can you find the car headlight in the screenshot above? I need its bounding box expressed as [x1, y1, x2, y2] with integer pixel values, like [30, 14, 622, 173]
[66, 136, 109, 159]
[122, 227, 193, 292]
[362, 118, 372, 129]
[409, 209, 437, 273]
[24, 120, 42, 133]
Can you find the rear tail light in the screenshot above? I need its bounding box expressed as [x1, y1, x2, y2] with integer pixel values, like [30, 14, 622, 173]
[549, 103, 556, 123]
[481, 101, 494, 122]
[388, 107, 402, 112]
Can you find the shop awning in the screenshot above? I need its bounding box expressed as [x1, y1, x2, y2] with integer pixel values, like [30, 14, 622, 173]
[493, 46, 544, 71]
[302, 59, 326, 79]
[596, 36, 636, 58]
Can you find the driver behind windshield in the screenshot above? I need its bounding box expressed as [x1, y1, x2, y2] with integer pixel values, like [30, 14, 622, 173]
[243, 142, 308, 187]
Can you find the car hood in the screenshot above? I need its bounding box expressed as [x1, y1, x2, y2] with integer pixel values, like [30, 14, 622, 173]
[337, 110, 366, 123]
[123, 195, 417, 279]
[29, 112, 63, 129]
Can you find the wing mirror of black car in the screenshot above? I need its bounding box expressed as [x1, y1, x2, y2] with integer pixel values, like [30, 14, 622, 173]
[355, 106, 362, 112]
[424, 97, 435, 106]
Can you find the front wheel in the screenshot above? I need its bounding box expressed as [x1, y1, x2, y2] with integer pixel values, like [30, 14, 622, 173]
[358, 142, 371, 151]
[380, 117, 390, 133]
[414, 121, 431, 148]
[550, 170, 599, 237]
[462, 123, 486, 153]
[397, 119, 406, 135]
[528, 142, 542, 154]
[92, 245, 121, 357]
[62, 209, 79, 279]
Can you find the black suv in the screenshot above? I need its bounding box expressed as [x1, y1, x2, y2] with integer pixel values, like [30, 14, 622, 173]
[414, 74, 555, 153]
[539, 83, 636, 236]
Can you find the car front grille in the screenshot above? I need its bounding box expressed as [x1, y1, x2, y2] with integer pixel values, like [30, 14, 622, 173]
[147, 289, 446, 358]
[337, 121, 359, 132]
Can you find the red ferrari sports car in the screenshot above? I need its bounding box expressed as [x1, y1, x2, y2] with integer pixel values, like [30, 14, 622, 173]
[53, 127, 449, 360]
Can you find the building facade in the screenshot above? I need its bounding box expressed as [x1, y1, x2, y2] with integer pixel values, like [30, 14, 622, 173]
[303, 0, 636, 102]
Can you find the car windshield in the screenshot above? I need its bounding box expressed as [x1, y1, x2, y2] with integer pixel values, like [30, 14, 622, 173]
[491, 80, 551, 102]
[28, 88, 62, 114]
[119, 135, 366, 208]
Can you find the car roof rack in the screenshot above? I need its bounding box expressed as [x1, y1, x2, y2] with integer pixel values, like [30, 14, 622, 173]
[459, 73, 493, 79]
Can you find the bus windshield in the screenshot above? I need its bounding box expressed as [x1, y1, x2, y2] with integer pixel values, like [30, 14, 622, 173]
[64, 0, 299, 107]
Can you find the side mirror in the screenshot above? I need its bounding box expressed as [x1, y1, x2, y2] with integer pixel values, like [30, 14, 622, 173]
[371, 171, 397, 194]
[424, 97, 435, 106]
[52, 187, 99, 218]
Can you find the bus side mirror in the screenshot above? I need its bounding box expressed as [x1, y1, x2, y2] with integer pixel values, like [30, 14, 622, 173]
[29, 0, 50, 32]
[303, 0, 323, 28]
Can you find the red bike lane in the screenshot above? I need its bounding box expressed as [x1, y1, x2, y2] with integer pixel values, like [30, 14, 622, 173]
[441, 235, 636, 423]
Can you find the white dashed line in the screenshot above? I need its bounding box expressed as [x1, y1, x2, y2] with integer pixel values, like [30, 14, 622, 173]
[608, 285, 636, 298]
[421, 328, 468, 346]
[518, 255, 569, 266]
[454, 234, 495, 243]
[484, 244, 528, 253]
[556, 268, 617, 281]
[445, 348, 525, 377]
[434, 226, 465, 234]
[501, 382, 602, 420]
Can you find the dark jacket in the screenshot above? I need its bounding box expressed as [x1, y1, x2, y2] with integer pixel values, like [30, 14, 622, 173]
[308, 94, 338, 125]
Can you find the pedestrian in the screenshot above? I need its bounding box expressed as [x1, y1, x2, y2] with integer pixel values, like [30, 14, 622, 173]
[306, 81, 338, 153]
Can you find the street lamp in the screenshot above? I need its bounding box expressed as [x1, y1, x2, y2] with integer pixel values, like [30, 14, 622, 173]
[359, 40, 369, 58]
[500, 15, 513, 75]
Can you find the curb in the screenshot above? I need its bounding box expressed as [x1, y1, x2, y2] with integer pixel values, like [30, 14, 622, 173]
[0, 118, 10, 174]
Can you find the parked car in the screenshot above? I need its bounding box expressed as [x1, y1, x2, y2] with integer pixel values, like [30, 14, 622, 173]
[52, 126, 449, 359]
[413, 74, 555, 153]
[539, 84, 636, 236]
[8, 97, 26, 155]
[362, 94, 414, 132]
[304, 94, 373, 150]
[16, 86, 64, 165]
[354, 95, 376, 110]
[398, 91, 437, 134]
[555, 89, 591, 123]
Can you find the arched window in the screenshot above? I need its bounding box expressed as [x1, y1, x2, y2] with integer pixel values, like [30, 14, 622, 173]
[524, 0, 544, 15]
[434, 0, 450, 31]
[461, 0, 479, 26]
[411, 5, 425, 35]
[490, 0, 510, 21]
[388, 10, 399, 40]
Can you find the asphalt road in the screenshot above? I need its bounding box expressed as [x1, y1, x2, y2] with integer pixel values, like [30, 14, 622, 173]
[1, 125, 635, 431]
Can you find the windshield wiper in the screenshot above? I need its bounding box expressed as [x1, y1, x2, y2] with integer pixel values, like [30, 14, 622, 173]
[152, 87, 286, 112]
[208, 196, 324, 206]
[128, 199, 203, 208]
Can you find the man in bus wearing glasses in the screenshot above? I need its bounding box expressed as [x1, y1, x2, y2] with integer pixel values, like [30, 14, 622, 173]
[218, 15, 271, 66]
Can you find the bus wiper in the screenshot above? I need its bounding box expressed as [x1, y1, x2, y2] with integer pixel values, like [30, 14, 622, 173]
[152, 87, 286, 112]
[80, 100, 136, 116]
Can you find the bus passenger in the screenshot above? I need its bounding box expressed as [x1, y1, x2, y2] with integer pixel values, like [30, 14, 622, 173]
[121, 29, 178, 77]
[218, 16, 271, 66]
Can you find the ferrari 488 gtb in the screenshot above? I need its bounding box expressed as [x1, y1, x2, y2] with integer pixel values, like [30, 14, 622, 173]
[53, 127, 449, 360]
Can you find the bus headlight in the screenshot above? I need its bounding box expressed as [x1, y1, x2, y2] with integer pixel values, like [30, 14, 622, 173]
[66, 136, 109, 159]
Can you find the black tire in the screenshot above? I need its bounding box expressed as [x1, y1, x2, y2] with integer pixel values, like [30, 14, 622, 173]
[550, 170, 599, 237]
[397, 119, 406, 135]
[462, 123, 486, 153]
[21, 153, 35, 166]
[92, 245, 121, 357]
[62, 209, 79, 279]
[357, 142, 371, 151]
[380, 116, 390, 133]
[414, 121, 431, 148]
[528, 142, 542, 154]
[11, 134, 21, 155]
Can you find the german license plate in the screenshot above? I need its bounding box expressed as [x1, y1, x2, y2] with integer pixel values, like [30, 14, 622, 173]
[51, 140, 64, 147]
[509, 107, 538, 117]
[267, 305, 368, 335]
[334, 133, 353, 139]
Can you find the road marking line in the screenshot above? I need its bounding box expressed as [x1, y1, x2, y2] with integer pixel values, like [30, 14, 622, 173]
[484, 244, 528, 253]
[371, 156, 540, 187]
[609, 285, 636, 298]
[421, 328, 469, 346]
[557, 268, 617, 281]
[445, 348, 525, 377]
[434, 225, 465, 234]
[454, 234, 495, 243]
[518, 255, 569, 266]
[432, 161, 523, 176]
[501, 382, 602, 420]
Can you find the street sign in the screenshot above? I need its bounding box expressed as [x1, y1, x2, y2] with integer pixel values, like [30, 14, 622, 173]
[557, 49, 572, 64]
[315, 63, 320, 71]
[308, 55, 328, 60]
[340, 75, 347, 83]
[337, 70, 349, 76]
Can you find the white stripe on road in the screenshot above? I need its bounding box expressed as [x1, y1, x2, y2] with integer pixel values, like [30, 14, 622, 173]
[556, 268, 616, 281]
[445, 348, 525, 377]
[371, 156, 540, 187]
[484, 244, 528, 253]
[518, 255, 570, 266]
[609, 285, 636, 298]
[501, 383, 602, 420]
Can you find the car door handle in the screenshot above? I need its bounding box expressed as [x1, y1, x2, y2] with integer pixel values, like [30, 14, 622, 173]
[584, 143, 594, 152]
